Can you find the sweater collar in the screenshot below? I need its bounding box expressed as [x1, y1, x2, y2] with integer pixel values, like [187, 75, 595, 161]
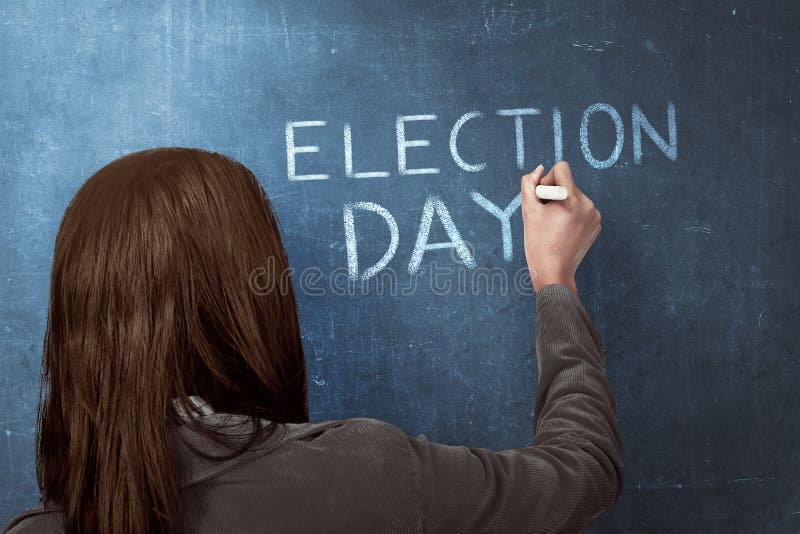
[170, 395, 215, 424]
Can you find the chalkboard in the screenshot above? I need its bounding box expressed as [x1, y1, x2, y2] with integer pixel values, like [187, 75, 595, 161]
[1, 1, 798, 531]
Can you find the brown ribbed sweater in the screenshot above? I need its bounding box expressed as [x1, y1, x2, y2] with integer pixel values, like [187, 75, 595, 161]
[3, 283, 623, 533]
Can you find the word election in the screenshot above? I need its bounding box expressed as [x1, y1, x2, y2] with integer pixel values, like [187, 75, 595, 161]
[285, 102, 678, 281]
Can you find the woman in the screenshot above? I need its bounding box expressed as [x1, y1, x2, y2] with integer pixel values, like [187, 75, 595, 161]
[3, 148, 621, 533]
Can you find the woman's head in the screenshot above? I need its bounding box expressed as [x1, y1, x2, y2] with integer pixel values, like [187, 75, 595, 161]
[36, 147, 308, 533]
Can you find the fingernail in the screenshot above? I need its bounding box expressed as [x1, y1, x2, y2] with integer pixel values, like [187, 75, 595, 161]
[534, 164, 544, 173]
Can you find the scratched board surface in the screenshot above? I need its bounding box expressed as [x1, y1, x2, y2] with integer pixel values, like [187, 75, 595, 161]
[1, 1, 798, 531]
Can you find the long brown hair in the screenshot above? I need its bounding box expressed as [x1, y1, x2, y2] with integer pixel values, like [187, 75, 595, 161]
[35, 147, 309, 533]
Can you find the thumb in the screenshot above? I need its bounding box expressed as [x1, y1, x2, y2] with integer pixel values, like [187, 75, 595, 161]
[551, 161, 578, 195]
[538, 166, 556, 186]
[521, 164, 546, 206]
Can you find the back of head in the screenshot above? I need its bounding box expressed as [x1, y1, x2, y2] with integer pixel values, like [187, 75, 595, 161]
[36, 147, 308, 533]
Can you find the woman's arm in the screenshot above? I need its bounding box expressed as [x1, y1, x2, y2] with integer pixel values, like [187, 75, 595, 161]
[404, 162, 622, 532]
[405, 282, 622, 532]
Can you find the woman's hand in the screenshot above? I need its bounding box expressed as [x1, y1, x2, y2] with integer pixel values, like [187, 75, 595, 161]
[520, 161, 602, 297]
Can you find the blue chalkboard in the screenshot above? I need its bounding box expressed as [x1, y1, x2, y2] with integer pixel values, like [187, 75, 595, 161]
[1, 1, 798, 531]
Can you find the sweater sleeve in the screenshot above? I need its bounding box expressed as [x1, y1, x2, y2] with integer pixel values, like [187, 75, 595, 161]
[405, 284, 623, 533]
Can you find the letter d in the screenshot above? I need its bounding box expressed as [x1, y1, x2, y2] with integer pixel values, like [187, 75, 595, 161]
[343, 202, 399, 281]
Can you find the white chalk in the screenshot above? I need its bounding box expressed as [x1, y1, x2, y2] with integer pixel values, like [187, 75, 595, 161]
[535, 185, 569, 200]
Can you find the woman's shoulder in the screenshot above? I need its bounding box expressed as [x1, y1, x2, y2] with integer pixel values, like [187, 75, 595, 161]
[2, 502, 63, 534]
[256, 417, 424, 522]
[278, 416, 423, 487]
